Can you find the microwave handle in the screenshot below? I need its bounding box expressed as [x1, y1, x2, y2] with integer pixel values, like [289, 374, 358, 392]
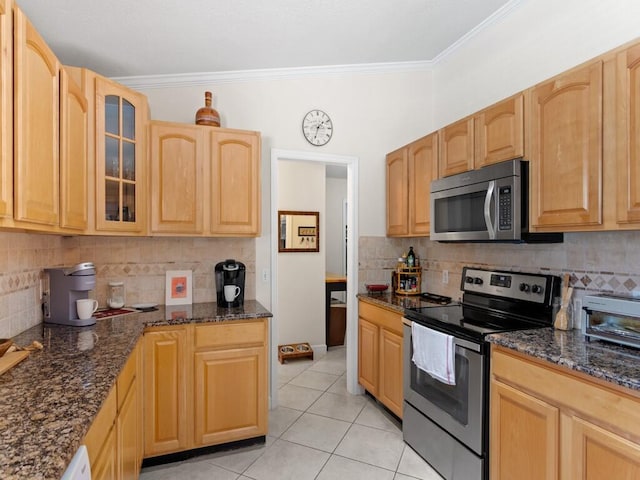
[484, 180, 497, 239]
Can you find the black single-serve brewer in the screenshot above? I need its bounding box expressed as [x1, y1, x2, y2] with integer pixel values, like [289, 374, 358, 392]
[215, 259, 246, 307]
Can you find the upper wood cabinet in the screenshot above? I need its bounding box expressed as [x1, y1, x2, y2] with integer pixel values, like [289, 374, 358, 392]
[528, 60, 603, 229]
[475, 93, 524, 168]
[386, 147, 408, 236]
[149, 121, 261, 237]
[13, 6, 60, 226]
[94, 76, 148, 234]
[616, 42, 640, 225]
[209, 129, 261, 236]
[0, 0, 11, 220]
[386, 133, 438, 237]
[408, 133, 438, 236]
[59, 67, 88, 231]
[149, 121, 205, 234]
[439, 116, 474, 177]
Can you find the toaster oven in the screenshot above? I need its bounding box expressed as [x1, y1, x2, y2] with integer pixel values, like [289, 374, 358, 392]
[582, 294, 640, 349]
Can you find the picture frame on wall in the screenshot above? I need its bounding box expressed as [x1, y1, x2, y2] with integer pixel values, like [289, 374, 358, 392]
[165, 270, 193, 305]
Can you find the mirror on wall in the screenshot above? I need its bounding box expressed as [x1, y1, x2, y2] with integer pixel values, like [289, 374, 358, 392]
[278, 211, 320, 252]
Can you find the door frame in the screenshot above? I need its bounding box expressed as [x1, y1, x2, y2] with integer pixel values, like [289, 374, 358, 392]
[270, 148, 362, 407]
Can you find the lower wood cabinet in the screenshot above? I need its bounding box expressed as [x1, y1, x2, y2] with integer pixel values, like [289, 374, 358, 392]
[358, 300, 403, 418]
[491, 346, 640, 480]
[84, 339, 142, 480]
[144, 319, 269, 458]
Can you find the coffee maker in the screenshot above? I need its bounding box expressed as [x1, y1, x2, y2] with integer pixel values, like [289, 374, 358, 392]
[215, 259, 246, 307]
[44, 262, 97, 326]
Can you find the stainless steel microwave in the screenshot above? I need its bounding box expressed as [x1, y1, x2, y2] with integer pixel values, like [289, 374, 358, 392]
[430, 159, 562, 243]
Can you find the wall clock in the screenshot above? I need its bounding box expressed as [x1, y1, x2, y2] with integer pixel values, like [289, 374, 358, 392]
[302, 109, 333, 146]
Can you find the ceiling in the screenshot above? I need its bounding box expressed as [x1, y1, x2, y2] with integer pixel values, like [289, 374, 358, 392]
[17, 0, 512, 78]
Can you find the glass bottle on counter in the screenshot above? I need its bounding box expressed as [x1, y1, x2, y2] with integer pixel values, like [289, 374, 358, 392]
[407, 247, 416, 267]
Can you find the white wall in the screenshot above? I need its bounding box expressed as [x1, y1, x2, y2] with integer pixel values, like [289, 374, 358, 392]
[325, 175, 347, 276]
[277, 160, 326, 347]
[434, 0, 640, 125]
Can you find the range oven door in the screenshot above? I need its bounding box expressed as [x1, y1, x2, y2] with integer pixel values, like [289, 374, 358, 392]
[403, 323, 485, 455]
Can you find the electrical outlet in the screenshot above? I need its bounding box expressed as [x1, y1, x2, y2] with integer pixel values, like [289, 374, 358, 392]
[442, 270, 449, 284]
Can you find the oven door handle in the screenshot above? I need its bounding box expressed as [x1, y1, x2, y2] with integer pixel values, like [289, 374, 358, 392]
[454, 337, 481, 353]
[484, 180, 497, 239]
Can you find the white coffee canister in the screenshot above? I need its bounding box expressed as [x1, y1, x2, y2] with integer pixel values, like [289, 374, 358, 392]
[107, 281, 125, 309]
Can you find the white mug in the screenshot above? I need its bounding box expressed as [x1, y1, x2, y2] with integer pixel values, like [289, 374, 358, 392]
[76, 298, 99, 320]
[224, 285, 241, 302]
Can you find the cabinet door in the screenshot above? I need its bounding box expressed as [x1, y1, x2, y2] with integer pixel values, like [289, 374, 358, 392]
[616, 43, 640, 225]
[143, 327, 190, 456]
[358, 317, 378, 395]
[118, 379, 139, 480]
[150, 122, 205, 234]
[378, 328, 403, 418]
[59, 67, 88, 230]
[529, 61, 603, 228]
[209, 129, 260, 236]
[439, 116, 474, 177]
[567, 415, 640, 479]
[13, 7, 60, 226]
[490, 380, 559, 480]
[408, 133, 438, 236]
[95, 76, 147, 233]
[0, 0, 11, 219]
[194, 345, 267, 446]
[475, 94, 524, 168]
[386, 147, 408, 236]
[91, 426, 118, 480]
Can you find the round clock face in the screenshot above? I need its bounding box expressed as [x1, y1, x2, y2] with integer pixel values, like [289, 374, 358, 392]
[302, 110, 333, 146]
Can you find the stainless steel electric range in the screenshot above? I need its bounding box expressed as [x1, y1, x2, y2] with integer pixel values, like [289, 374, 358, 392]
[402, 267, 561, 480]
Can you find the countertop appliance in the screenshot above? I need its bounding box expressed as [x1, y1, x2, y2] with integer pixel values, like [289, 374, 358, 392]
[44, 262, 97, 327]
[430, 158, 562, 243]
[215, 259, 246, 308]
[403, 266, 560, 480]
[583, 294, 640, 349]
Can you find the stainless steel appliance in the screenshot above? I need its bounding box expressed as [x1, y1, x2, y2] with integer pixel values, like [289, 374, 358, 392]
[44, 262, 97, 327]
[583, 294, 640, 349]
[215, 259, 246, 307]
[403, 267, 560, 480]
[430, 158, 562, 243]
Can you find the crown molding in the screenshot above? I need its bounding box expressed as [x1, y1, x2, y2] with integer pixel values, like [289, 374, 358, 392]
[113, 0, 522, 90]
[112, 60, 434, 90]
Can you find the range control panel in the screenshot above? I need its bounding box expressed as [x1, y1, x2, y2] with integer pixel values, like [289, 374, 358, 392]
[461, 267, 556, 304]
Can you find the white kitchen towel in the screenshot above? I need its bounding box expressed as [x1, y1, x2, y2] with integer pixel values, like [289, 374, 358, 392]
[411, 322, 456, 385]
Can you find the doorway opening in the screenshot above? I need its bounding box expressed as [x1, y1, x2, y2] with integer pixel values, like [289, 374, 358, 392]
[270, 149, 361, 408]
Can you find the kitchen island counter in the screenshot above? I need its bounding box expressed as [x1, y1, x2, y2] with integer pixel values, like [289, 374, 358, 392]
[0, 301, 272, 480]
[487, 327, 640, 393]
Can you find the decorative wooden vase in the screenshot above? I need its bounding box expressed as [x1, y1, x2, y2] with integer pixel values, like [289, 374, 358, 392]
[195, 91, 220, 127]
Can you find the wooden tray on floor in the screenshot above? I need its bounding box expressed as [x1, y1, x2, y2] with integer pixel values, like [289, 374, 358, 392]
[0, 350, 30, 376]
[278, 342, 313, 363]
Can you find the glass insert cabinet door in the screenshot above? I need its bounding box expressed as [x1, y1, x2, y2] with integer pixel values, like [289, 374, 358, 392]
[95, 77, 146, 232]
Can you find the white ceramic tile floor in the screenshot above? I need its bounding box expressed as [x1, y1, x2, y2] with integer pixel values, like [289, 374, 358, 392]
[140, 346, 442, 480]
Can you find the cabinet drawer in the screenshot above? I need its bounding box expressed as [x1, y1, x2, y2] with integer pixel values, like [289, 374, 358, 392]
[358, 301, 403, 335]
[195, 320, 266, 349]
[116, 342, 138, 409]
[84, 384, 117, 466]
[492, 347, 640, 439]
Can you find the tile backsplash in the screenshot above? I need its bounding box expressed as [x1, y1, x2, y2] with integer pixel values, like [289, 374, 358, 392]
[0, 232, 255, 338]
[359, 231, 640, 305]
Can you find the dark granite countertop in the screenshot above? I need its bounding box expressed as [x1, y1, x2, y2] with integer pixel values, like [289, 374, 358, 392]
[0, 301, 272, 480]
[488, 328, 640, 392]
[357, 291, 453, 313]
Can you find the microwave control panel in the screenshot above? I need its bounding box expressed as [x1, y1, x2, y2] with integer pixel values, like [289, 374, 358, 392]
[498, 186, 512, 230]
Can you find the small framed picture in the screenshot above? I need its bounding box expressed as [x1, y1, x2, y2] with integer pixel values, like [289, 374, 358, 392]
[165, 270, 193, 305]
